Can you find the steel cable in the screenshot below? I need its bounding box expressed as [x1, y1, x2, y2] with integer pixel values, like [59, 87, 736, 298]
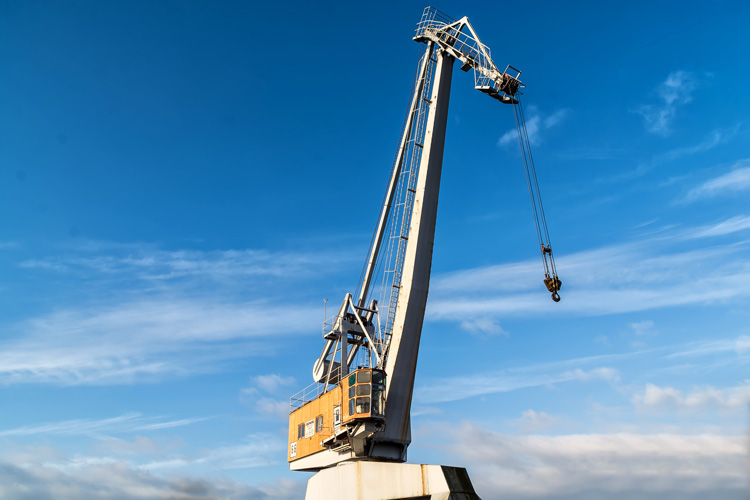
[512, 97, 560, 295]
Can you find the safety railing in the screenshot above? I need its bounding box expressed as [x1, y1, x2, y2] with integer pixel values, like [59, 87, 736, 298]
[415, 7, 495, 77]
[415, 6, 521, 98]
[290, 365, 341, 413]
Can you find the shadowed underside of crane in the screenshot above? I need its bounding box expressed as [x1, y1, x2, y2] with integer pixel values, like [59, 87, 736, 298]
[287, 6, 558, 473]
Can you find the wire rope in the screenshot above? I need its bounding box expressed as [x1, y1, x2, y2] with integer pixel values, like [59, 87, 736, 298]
[512, 96, 561, 300]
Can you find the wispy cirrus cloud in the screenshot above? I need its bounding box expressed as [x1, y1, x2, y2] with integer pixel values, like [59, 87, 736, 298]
[140, 433, 286, 471]
[563, 367, 620, 383]
[0, 298, 320, 385]
[666, 335, 750, 359]
[1, 424, 294, 480]
[683, 215, 750, 239]
[498, 107, 568, 147]
[417, 334, 749, 406]
[685, 160, 750, 201]
[2, 241, 337, 386]
[18, 242, 353, 282]
[601, 126, 738, 181]
[417, 354, 622, 404]
[653, 126, 739, 166]
[0, 413, 211, 438]
[428, 217, 750, 320]
[635, 71, 699, 136]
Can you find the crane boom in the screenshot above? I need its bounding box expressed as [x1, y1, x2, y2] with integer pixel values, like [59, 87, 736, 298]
[369, 45, 454, 461]
[287, 7, 538, 472]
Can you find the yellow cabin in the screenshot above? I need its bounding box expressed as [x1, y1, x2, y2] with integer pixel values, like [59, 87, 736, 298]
[288, 368, 385, 464]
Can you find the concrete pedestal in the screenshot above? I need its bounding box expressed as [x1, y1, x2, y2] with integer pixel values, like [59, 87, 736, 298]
[304, 461, 481, 500]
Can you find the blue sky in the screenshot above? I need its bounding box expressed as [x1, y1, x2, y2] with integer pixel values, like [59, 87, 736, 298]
[1, 1, 749, 498]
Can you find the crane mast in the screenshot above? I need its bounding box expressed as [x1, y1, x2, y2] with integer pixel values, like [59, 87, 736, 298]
[288, 7, 542, 472]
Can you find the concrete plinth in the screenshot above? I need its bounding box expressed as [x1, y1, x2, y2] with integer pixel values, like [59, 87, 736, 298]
[304, 461, 481, 500]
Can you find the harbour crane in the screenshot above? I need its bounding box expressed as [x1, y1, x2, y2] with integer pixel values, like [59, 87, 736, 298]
[287, 6, 561, 473]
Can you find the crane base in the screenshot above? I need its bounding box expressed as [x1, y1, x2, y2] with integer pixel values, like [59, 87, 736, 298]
[304, 461, 481, 500]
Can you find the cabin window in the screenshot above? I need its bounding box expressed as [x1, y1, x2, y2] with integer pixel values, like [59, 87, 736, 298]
[349, 386, 355, 398]
[357, 371, 371, 383]
[372, 386, 384, 416]
[373, 371, 384, 385]
[349, 398, 355, 416]
[315, 415, 323, 433]
[355, 397, 370, 414]
[297, 424, 304, 439]
[348, 373, 356, 386]
[356, 384, 370, 396]
[305, 420, 314, 438]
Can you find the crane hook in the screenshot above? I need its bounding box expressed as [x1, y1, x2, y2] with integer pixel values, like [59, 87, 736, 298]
[544, 276, 562, 302]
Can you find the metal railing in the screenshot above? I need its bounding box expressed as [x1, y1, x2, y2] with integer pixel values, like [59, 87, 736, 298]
[290, 381, 326, 413]
[415, 7, 495, 77]
[415, 6, 521, 98]
[290, 365, 341, 413]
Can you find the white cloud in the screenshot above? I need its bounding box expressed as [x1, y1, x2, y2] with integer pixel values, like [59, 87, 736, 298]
[516, 409, 558, 433]
[686, 163, 750, 201]
[418, 357, 624, 404]
[683, 215, 750, 238]
[97, 436, 165, 458]
[240, 374, 297, 419]
[0, 428, 294, 478]
[736, 335, 750, 355]
[635, 71, 698, 135]
[633, 382, 750, 411]
[563, 367, 620, 383]
[667, 335, 750, 359]
[18, 243, 348, 282]
[417, 334, 748, 406]
[2, 241, 344, 386]
[254, 397, 291, 419]
[450, 422, 747, 499]
[134, 417, 213, 432]
[498, 108, 568, 146]
[689, 163, 750, 196]
[658, 127, 737, 163]
[428, 222, 750, 321]
[630, 320, 655, 335]
[0, 413, 210, 438]
[240, 388, 291, 419]
[0, 299, 319, 385]
[0, 455, 304, 500]
[140, 433, 286, 471]
[411, 405, 443, 417]
[459, 318, 508, 337]
[620, 127, 739, 180]
[252, 374, 296, 393]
